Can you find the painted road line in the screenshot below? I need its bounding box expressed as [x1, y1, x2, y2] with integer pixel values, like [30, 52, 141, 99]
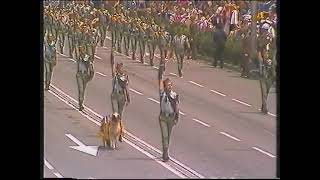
[96, 72, 107, 77]
[68, 58, 76, 62]
[258, 108, 277, 117]
[53, 172, 63, 178]
[252, 146, 276, 158]
[231, 98, 252, 107]
[210, 90, 227, 97]
[57, 52, 68, 57]
[169, 73, 178, 77]
[268, 112, 276, 117]
[192, 118, 211, 127]
[44, 159, 54, 170]
[129, 88, 143, 95]
[94, 55, 102, 60]
[189, 81, 204, 88]
[219, 132, 241, 142]
[179, 111, 186, 116]
[147, 97, 160, 104]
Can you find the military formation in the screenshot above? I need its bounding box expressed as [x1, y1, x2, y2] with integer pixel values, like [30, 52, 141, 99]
[43, 0, 276, 161]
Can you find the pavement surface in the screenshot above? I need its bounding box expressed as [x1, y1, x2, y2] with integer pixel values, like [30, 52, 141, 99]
[43, 32, 277, 178]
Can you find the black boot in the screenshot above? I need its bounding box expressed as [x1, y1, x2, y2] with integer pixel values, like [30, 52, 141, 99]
[79, 101, 84, 111]
[162, 148, 169, 162]
[261, 104, 268, 114]
[45, 82, 50, 91]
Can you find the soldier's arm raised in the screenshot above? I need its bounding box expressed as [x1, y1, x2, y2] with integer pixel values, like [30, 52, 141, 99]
[110, 48, 115, 77]
[159, 75, 164, 95]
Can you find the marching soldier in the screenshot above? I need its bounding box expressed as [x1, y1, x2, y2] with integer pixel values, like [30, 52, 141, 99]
[98, 9, 109, 47]
[110, 13, 118, 49]
[157, 25, 171, 74]
[57, 12, 67, 54]
[44, 34, 57, 91]
[76, 45, 94, 111]
[138, 20, 147, 63]
[116, 10, 124, 53]
[111, 61, 130, 142]
[158, 77, 180, 162]
[122, 15, 131, 56]
[173, 27, 190, 78]
[129, 17, 139, 60]
[146, 20, 157, 66]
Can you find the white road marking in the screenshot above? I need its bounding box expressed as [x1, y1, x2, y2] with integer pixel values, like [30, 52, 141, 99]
[264, 130, 275, 137]
[210, 90, 227, 97]
[68, 58, 76, 62]
[258, 108, 277, 117]
[169, 73, 178, 76]
[147, 97, 160, 104]
[179, 111, 186, 116]
[44, 159, 54, 170]
[53, 172, 63, 178]
[129, 88, 143, 95]
[123, 138, 187, 178]
[57, 52, 67, 57]
[189, 81, 204, 88]
[219, 132, 241, 142]
[65, 134, 85, 146]
[268, 112, 276, 117]
[94, 55, 102, 60]
[153, 66, 159, 70]
[96, 72, 107, 77]
[192, 118, 211, 127]
[252, 146, 276, 158]
[231, 98, 252, 107]
[48, 84, 204, 178]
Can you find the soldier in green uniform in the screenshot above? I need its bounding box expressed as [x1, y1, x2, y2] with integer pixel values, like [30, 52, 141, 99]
[57, 12, 66, 54]
[98, 9, 109, 47]
[111, 62, 130, 142]
[146, 20, 157, 66]
[138, 20, 147, 63]
[76, 45, 94, 111]
[67, 18, 77, 59]
[122, 15, 131, 56]
[173, 27, 190, 78]
[158, 77, 179, 162]
[44, 34, 57, 91]
[129, 17, 139, 60]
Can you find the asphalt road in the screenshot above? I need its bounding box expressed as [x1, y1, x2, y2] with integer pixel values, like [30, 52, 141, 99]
[43, 33, 277, 178]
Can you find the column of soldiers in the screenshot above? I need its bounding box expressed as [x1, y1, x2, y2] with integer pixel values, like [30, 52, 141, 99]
[44, 1, 182, 161]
